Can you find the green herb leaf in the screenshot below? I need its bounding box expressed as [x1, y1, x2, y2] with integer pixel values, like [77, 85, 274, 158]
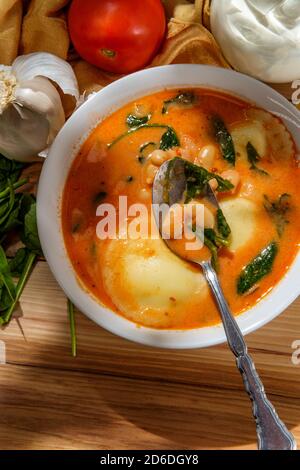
[68, 299, 77, 357]
[212, 116, 236, 165]
[204, 232, 219, 271]
[237, 242, 278, 295]
[126, 114, 150, 128]
[264, 193, 291, 237]
[159, 127, 180, 150]
[109, 124, 169, 148]
[8, 248, 29, 277]
[21, 200, 43, 256]
[0, 252, 36, 325]
[138, 142, 157, 164]
[162, 91, 196, 114]
[181, 159, 234, 202]
[216, 208, 231, 239]
[246, 142, 269, 176]
[0, 245, 16, 310]
[203, 228, 229, 271]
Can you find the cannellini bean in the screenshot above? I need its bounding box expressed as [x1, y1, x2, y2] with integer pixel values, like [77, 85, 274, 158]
[133, 103, 150, 118]
[146, 164, 158, 185]
[195, 145, 216, 168]
[221, 169, 241, 191]
[209, 178, 218, 191]
[150, 149, 167, 166]
[181, 134, 198, 153]
[166, 149, 177, 159]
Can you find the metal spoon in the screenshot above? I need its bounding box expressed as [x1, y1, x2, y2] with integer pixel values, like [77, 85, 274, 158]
[152, 157, 296, 451]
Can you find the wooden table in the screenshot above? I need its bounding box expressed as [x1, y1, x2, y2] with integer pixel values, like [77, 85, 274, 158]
[0, 260, 299, 450]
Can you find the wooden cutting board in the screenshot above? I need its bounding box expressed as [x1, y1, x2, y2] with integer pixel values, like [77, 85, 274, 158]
[0, 260, 299, 450]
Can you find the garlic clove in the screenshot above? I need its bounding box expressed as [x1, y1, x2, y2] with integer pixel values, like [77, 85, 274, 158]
[11, 52, 79, 100]
[0, 104, 49, 162]
[15, 77, 65, 144]
[0, 53, 80, 161]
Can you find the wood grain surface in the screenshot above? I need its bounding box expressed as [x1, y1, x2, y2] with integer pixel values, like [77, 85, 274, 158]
[0, 261, 299, 450]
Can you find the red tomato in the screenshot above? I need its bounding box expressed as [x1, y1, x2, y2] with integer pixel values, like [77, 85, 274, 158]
[68, 0, 166, 74]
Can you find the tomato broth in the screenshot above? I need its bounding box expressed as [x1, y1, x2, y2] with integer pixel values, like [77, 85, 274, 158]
[62, 89, 300, 329]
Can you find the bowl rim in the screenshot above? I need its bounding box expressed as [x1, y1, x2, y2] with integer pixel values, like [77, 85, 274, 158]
[37, 64, 300, 349]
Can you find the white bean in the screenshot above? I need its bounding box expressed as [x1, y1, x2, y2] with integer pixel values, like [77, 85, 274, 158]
[146, 164, 158, 185]
[150, 149, 167, 166]
[195, 145, 216, 168]
[221, 169, 241, 192]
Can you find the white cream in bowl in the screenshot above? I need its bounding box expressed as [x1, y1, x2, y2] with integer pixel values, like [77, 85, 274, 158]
[211, 0, 300, 83]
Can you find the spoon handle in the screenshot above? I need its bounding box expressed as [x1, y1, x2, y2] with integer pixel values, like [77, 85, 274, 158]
[201, 261, 297, 451]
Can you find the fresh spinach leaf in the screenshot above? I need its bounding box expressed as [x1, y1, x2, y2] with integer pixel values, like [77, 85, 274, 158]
[237, 242, 278, 295]
[21, 200, 43, 256]
[162, 91, 196, 114]
[0, 245, 16, 310]
[246, 142, 269, 176]
[0, 155, 24, 191]
[126, 114, 150, 128]
[0, 251, 36, 325]
[212, 116, 236, 165]
[264, 193, 291, 237]
[8, 248, 29, 277]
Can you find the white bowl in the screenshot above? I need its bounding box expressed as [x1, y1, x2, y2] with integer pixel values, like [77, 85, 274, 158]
[37, 64, 300, 349]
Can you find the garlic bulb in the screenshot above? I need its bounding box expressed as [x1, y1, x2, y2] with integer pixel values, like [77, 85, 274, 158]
[0, 53, 79, 162]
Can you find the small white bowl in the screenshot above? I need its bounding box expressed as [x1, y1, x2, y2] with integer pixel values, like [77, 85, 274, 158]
[37, 64, 300, 349]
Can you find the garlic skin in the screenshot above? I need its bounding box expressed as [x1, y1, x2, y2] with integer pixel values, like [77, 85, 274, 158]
[0, 53, 79, 162]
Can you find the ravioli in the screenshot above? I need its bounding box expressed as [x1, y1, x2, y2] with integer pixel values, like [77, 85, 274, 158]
[231, 120, 267, 160]
[219, 198, 257, 252]
[246, 108, 294, 161]
[100, 235, 208, 328]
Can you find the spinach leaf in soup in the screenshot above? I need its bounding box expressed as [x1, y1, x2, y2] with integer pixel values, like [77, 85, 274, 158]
[246, 142, 269, 176]
[216, 208, 231, 239]
[204, 228, 230, 271]
[108, 124, 179, 150]
[162, 91, 196, 114]
[126, 114, 150, 128]
[264, 193, 291, 237]
[138, 142, 157, 164]
[212, 116, 236, 165]
[182, 159, 234, 202]
[237, 242, 278, 295]
[159, 127, 180, 151]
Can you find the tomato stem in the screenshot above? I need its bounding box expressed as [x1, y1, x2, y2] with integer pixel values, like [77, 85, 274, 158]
[101, 48, 116, 59]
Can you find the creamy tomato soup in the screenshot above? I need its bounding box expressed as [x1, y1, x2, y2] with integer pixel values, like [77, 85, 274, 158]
[62, 89, 300, 329]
